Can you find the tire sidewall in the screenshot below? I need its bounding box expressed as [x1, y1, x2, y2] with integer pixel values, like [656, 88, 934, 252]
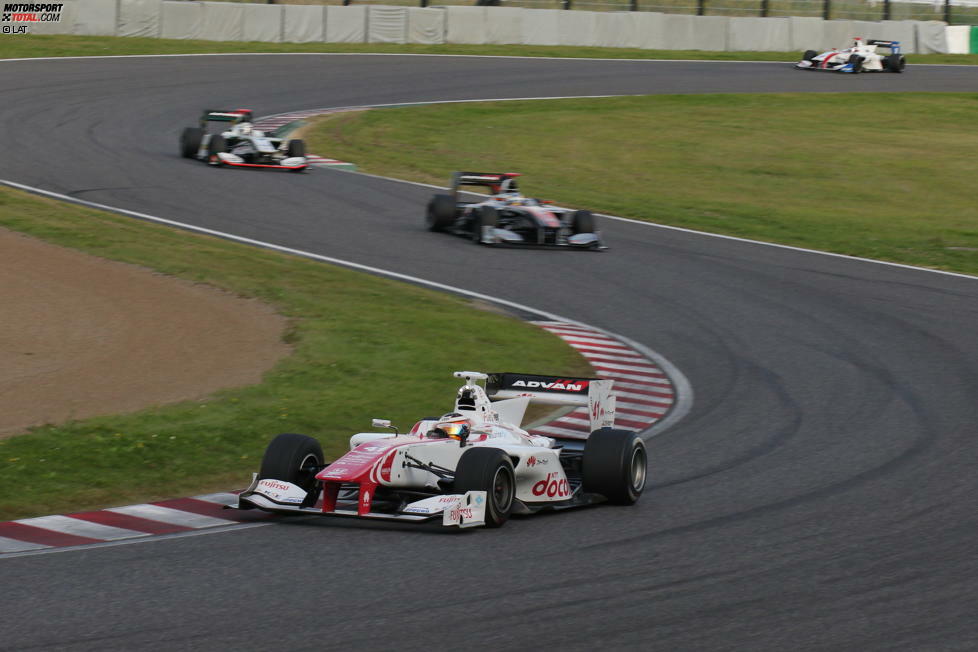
[454, 447, 514, 527]
[583, 428, 647, 505]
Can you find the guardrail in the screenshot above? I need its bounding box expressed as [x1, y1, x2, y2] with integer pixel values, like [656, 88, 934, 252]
[16, 0, 970, 53]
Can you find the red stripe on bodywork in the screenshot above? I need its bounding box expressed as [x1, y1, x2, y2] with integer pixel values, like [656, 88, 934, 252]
[821, 52, 840, 69]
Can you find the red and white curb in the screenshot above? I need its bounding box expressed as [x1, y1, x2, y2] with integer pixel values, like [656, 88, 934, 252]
[254, 109, 360, 171]
[527, 321, 673, 440]
[0, 493, 269, 554]
[0, 321, 672, 555]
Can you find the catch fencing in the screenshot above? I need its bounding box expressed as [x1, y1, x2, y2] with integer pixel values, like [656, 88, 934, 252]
[17, 0, 973, 53]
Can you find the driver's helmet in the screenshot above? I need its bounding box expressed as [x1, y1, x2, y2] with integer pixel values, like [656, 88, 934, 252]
[233, 123, 253, 136]
[429, 415, 471, 440]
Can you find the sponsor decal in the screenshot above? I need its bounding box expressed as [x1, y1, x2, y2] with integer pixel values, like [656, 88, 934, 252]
[438, 496, 460, 504]
[526, 456, 549, 467]
[448, 507, 474, 521]
[255, 479, 305, 504]
[361, 489, 371, 506]
[532, 472, 570, 499]
[404, 506, 436, 514]
[511, 379, 589, 392]
[591, 402, 605, 422]
[2, 3, 62, 24]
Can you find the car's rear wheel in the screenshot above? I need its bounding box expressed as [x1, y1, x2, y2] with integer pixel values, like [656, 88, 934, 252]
[426, 194, 456, 232]
[453, 447, 515, 528]
[286, 139, 305, 158]
[886, 53, 906, 73]
[207, 134, 226, 166]
[802, 49, 817, 62]
[848, 54, 864, 73]
[259, 433, 324, 506]
[571, 209, 595, 234]
[472, 206, 498, 244]
[180, 127, 204, 159]
[583, 428, 646, 505]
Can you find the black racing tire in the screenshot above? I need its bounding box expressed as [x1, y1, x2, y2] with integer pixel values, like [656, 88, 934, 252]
[426, 194, 456, 232]
[286, 139, 305, 158]
[886, 53, 906, 73]
[803, 49, 817, 62]
[206, 134, 226, 166]
[180, 127, 204, 159]
[848, 54, 864, 73]
[472, 205, 498, 244]
[258, 433, 324, 504]
[571, 209, 595, 234]
[453, 447, 515, 528]
[582, 428, 647, 505]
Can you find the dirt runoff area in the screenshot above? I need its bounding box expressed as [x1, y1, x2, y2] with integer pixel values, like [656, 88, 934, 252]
[0, 228, 291, 437]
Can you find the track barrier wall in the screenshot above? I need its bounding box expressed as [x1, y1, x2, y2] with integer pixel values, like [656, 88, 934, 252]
[9, 0, 973, 54]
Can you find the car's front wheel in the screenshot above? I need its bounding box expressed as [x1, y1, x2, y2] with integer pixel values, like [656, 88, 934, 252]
[848, 54, 864, 73]
[583, 428, 646, 505]
[571, 209, 595, 234]
[180, 127, 204, 159]
[454, 447, 515, 527]
[258, 433, 324, 506]
[885, 53, 906, 73]
[286, 139, 305, 158]
[426, 194, 456, 232]
[802, 49, 817, 62]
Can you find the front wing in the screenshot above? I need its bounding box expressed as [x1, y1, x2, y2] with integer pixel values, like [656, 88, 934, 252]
[233, 476, 488, 528]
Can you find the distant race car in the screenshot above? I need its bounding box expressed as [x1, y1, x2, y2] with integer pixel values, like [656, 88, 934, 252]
[234, 371, 647, 528]
[425, 171, 605, 249]
[796, 38, 906, 73]
[179, 109, 308, 171]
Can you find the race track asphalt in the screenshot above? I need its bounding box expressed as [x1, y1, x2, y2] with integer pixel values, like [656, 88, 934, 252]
[1, 55, 977, 651]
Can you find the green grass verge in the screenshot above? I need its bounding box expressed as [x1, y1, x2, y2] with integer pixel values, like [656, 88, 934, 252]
[4, 34, 978, 65]
[302, 93, 978, 276]
[0, 187, 592, 520]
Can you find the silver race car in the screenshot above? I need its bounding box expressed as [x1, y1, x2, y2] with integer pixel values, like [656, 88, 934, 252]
[233, 371, 647, 528]
[796, 38, 906, 73]
[426, 172, 605, 249]
[179, 109, 308, 171]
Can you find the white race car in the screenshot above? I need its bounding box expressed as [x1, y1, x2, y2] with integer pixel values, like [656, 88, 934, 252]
[179, 109, 308, 171]
[234, 371, 647, 528]
[796, 38, 906, 73]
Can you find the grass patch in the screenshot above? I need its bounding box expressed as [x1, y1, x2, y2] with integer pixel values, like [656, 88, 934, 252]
[301, 93, 978, 276]
[0, 186, 592, 520]
[3, 34, 978, 65]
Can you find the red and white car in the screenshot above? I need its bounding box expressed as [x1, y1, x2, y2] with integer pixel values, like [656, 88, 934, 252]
[796, 38, 906, 73]
[235, 371, 647, 528]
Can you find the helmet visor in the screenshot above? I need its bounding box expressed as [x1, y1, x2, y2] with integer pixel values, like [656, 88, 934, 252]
[437, 422, 469, 439]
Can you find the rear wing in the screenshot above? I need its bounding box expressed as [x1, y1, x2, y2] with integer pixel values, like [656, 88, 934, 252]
[867, 39, 900, 53]
[450, 171, 522, 202]
[199, 109, 254, 128]
[486, 372, 616, 432]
